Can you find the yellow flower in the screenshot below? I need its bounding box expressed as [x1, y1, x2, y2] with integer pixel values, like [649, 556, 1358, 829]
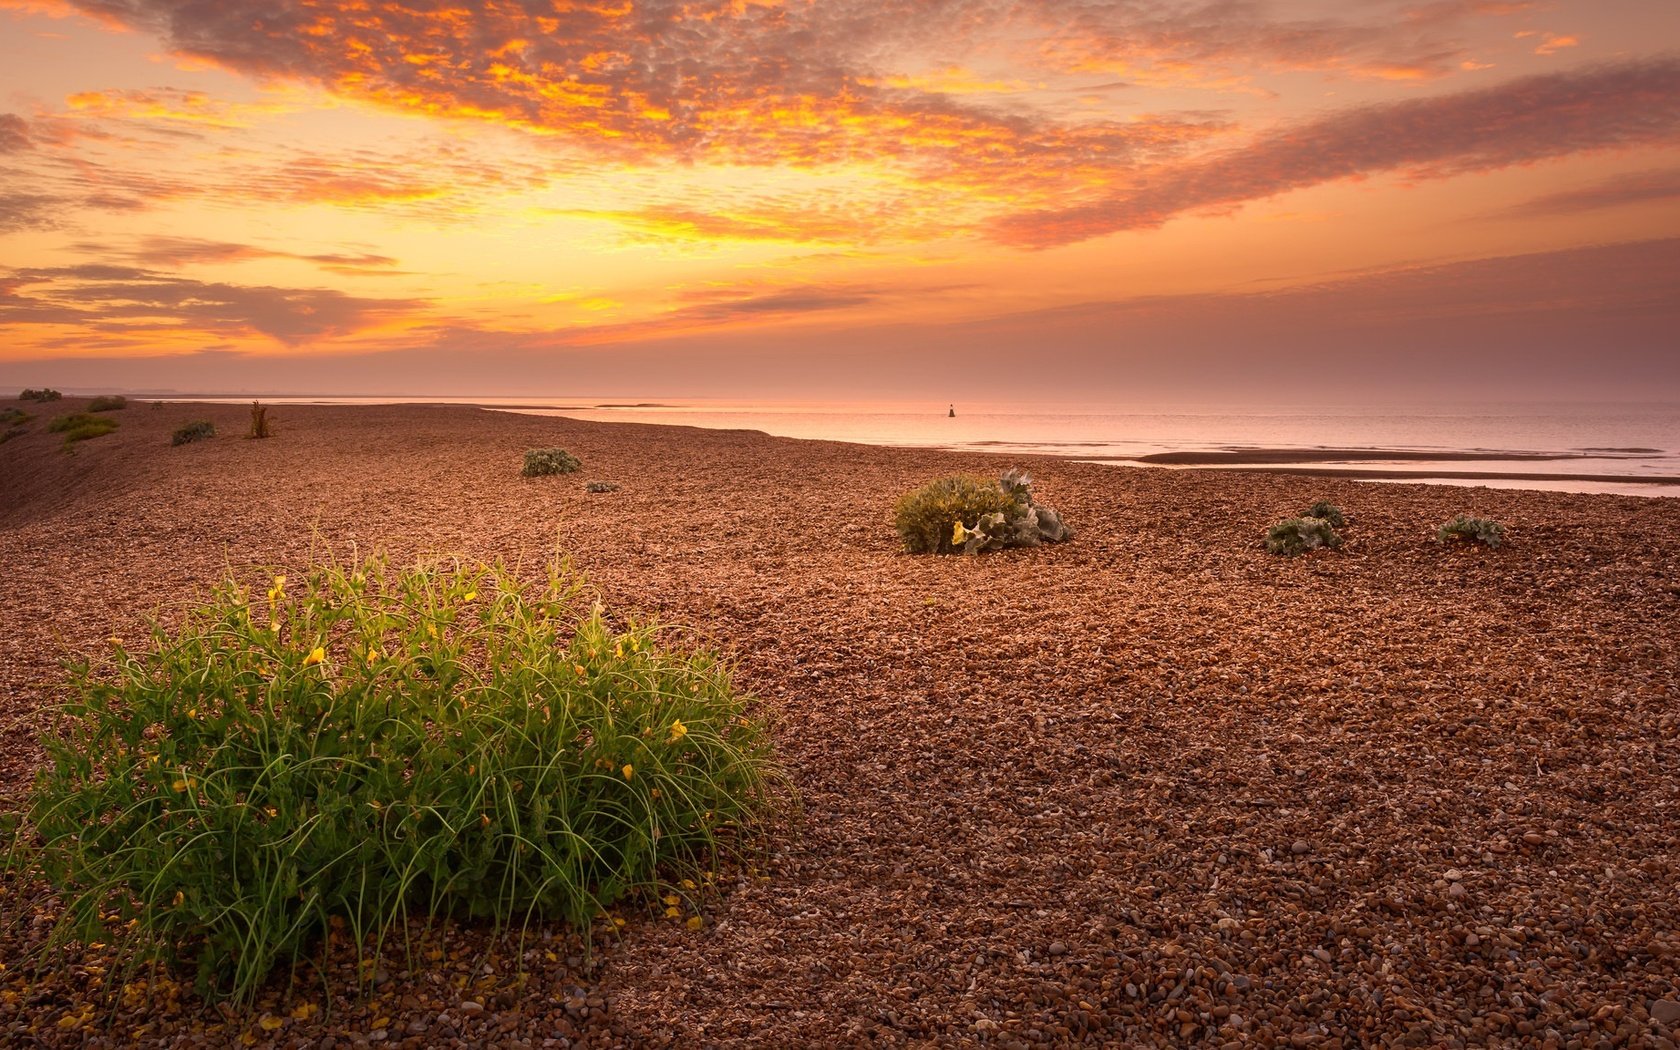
[667, 720, 688, 744]
[172, 890, 184, 906]
[650, 788, 661, 800]
[952, 521, 967, 545]
[106, 636, 122, 647]
[366, 648, 380, 665]
[574, 663, 587, 676]
[621, 764, 634, 781]
[664, 905, 680, 919]
[686, 916, 704, 931]
[615, 641, 624, 658]
[257, 1015, 284, 1032]
[663, 893, 681, 906]
[463, 590, 477, 602]
[264, 806, 278, 818]
[172, 777, 191, 792]
[303, 647, 325, 666]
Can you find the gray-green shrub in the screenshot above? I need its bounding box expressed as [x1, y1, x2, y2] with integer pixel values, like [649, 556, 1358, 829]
[1436, 515, 1505, 548]
[1265, 515, 1342, 556]
[1303, 501, 1346, 528]
[523, 447, 582, 477]
[171, 421, 216, 445]
[895, 468, 1071, 555]
[87, 395, 127, 412]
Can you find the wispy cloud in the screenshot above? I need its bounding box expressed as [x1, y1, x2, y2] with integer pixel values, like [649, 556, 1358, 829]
[70, 235, 401, 274]
[989, 58, 1680, 247]
[1503, 169, 1680, 217]
[0, 114, 32, 152]
[1, 264, 423, 344]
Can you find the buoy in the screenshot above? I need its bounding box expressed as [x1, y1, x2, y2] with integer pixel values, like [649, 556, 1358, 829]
[948, 404, 955, 417]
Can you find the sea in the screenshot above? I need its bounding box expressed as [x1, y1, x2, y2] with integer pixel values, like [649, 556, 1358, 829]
[179, 396, 1680, 498]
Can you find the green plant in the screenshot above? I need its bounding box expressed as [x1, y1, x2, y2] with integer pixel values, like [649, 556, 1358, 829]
[1265, 516, 1342, 556]
[12, 555, 779, 1005]
[1436, 515, 1505, 548]
[248, 401, 271, 439]
[894, 468, 1072, 555]
[522, 447, 582, 477]
[171, 421, 217, 446]
[19, 388, 62, 402]
[1303, 501, 1346, 528]
[87, 395, 128, 412]
[0, 408, 31, 425]
[586, 481, 620, 493]
[47, 413, 119, 444]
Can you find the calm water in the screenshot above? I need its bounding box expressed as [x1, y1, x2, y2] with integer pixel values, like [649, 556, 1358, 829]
[183, 396, 1680, 497]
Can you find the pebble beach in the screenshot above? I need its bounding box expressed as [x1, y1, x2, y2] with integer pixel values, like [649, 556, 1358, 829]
[2, 398, 1678, 1048]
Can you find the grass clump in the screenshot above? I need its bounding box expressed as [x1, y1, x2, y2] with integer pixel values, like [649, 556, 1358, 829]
[522, 447, 582, 477]
[10, 555, 778, 1005]
[19, 388, 61, 402]
[586, 480, 620, 493]
[248, 401, 272, 439]
[87, 395, 128, 412]
[171, 420, 217, 446]
[1436, 514, 1505, 548]
[0, 408, 31, 425]
[47, 412, 119, 444]
[895, 468, 1072, 555]
[1303, 500, 1346, 528]
[1265, 515, 1342, 556]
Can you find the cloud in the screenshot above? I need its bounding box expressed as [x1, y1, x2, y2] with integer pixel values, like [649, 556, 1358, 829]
[0, 114, 32, 152]
[0, 191, 60, 233]
[989, 58, 1680, 247]
[1019, 0, 1549, 87]
[77, 235, 402, 272]
[1504, 169, 1680, 217]
[0, 264, 423, 343]
[64, 87, 295, 128]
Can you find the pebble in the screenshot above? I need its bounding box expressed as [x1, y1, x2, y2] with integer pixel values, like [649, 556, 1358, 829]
[459, 1000, 485, 1017]
[1047, 941, 1067, 956]
[1291, 840, 1311, 855]
[1654, 1000, 1680, 1027]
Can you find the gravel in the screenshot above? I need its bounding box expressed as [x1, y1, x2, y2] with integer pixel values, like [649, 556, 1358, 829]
[1, 398, 1677, 1047]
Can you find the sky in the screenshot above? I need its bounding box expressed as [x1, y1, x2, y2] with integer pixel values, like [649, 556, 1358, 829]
[1, 0, 1677, 400]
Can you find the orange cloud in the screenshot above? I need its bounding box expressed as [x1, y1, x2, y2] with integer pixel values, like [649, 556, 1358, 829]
[990, 58, 1680, 248]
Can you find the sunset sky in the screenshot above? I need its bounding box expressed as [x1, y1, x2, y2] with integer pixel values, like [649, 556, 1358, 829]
[1, 0, 1676, 399]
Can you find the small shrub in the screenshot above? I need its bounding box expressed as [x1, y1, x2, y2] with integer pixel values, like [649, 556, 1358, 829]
[47, 413, 119, 444]
[171, 420, 216, 446]
[895, 468, 1072, 555]
[523, 447, 582, 477]
[1265, 515, 1342, 556]
[87, 395, 128, 412]
[0, 408, 30, 425]
[587, 480, 620, 493]
[1436, 515, 1505, 549]
[12, 555, 779, 1005]
[19, 388, 62, 402]
[1303, 500, 1346, 528]
[248, 400, 271, 439]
